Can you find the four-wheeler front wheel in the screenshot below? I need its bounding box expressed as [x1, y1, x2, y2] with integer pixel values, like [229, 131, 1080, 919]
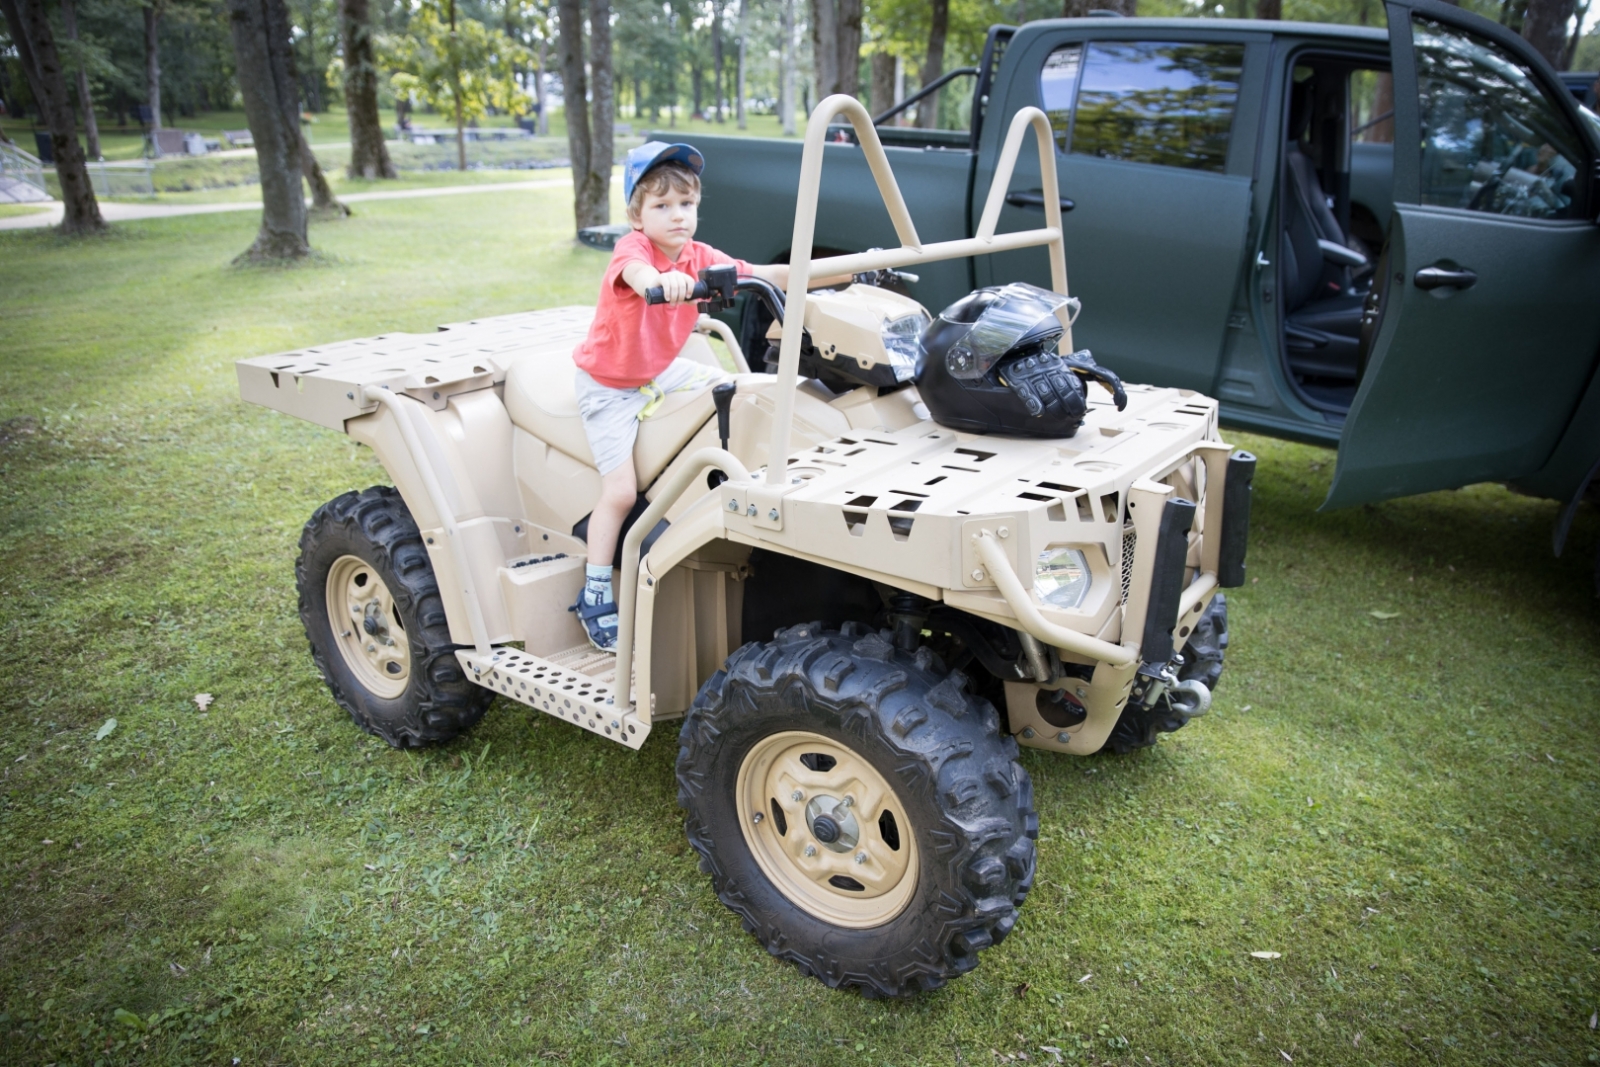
[677, 622, 1038, 997]
[296, 486, 491, 747]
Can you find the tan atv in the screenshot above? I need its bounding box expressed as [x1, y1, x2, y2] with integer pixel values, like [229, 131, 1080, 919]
[237, 96, 1253, 998]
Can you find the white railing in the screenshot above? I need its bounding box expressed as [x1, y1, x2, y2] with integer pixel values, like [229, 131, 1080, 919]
[86, 161, 155, 199]
[0, 141, 49, 201]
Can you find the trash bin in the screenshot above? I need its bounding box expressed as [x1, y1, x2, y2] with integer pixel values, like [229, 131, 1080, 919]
[32, 130, 52, 163]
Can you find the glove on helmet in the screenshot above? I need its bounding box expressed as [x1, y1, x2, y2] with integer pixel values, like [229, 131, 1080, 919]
[918, 283, 1126, 438]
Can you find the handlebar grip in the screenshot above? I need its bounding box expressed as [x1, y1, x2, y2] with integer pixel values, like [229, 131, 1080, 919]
[644, 282, 711, 305]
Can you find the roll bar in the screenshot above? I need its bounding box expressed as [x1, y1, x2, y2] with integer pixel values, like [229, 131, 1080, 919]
[765, 95, 1073, 486]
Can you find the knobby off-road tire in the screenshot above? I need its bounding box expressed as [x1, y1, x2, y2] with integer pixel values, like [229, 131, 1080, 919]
[1104, 593, 1229, 755]
[676, 622, 1038, 997]
[296, 486, 491, 747]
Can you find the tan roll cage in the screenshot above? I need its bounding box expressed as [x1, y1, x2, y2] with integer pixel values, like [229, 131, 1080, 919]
[765, 95, 1072, 487]
[612, 96, 1089, 708]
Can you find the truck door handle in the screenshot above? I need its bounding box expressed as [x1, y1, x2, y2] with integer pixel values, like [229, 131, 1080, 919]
[1413, 265, 1477, 291]
[1006, 190, 1075, 213]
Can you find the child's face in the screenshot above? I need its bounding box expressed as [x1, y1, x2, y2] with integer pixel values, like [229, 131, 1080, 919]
[633, 185, 699, 257]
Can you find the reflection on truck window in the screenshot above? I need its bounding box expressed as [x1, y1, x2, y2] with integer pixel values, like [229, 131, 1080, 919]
[1039, 41, 1245, 172]
[1350, 69, 1395, 144]
[1414, 17, 1583, 219]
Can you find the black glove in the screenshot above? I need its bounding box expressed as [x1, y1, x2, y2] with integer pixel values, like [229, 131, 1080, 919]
[1061, 349, 1127, 410]
[1001, 353, 1089, 422]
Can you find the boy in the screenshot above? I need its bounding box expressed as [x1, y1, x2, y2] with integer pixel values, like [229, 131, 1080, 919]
[571, 141, 794, 652]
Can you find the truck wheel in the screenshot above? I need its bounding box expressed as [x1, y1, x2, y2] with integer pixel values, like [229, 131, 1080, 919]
[1104, 593, 1228, 754]
[295, 486, 491, 747]
[676, 622, 1037, 997]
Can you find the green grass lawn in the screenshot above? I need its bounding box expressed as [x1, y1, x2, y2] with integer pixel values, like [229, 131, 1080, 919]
[1, 195, 1598, 1066]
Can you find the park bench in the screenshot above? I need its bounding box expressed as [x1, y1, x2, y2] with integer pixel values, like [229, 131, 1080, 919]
[223, 129, 254, 148]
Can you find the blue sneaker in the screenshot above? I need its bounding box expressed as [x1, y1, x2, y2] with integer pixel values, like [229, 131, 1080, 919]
[571, 584, 618, 653]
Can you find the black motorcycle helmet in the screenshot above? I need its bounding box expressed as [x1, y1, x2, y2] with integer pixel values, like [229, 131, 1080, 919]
[918, 283, 1127, 438]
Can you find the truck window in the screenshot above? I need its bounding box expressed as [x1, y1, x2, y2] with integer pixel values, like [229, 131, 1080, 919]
[1038, 41, 1245, 172]
[1412, 16, 1584, 219]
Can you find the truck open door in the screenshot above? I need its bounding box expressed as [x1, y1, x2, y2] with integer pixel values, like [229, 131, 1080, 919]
[1323, 0, 1600, 509]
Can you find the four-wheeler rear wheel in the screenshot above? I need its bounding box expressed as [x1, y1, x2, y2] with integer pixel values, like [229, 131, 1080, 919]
[296, 486, 491, 747]
[677, 622, 1037, 997]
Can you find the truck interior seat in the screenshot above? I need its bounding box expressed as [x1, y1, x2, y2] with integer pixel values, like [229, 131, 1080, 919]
[1280, 80, 1369, 386]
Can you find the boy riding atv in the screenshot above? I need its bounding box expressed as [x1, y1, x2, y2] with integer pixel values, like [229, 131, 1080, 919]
[237, 97, 1251, 997]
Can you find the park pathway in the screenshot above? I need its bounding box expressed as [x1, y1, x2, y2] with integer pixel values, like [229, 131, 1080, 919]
[0, 176, 571, 232]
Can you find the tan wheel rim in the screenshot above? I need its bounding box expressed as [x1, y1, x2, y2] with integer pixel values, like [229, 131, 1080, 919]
[325, 554, 411, 699]
[736, 730, 918, 928]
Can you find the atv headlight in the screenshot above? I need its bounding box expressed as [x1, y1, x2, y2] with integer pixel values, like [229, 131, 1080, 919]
[1034, 546, 1091, 609]
[881, 311, 930, 382]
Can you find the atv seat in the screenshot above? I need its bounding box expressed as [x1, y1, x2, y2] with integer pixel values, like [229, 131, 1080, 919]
[504, 331, 724, 486]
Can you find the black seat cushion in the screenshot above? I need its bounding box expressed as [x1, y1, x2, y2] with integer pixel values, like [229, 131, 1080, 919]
[1281, 144, 1366, 382]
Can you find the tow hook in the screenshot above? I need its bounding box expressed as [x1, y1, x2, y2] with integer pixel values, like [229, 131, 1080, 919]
[1167, 678, 1211, 720]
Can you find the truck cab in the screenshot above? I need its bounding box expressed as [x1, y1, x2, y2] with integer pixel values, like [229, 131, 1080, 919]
[692, 0, 1600, 542]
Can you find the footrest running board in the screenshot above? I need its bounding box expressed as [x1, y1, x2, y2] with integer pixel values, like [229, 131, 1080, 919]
[457, 646, 651, 750]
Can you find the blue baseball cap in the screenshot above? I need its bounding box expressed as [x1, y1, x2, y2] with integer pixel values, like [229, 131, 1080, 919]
[623, 141, 705, 203]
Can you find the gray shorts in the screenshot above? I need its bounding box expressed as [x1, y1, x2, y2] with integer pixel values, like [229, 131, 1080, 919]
[574, 358, 722, 476]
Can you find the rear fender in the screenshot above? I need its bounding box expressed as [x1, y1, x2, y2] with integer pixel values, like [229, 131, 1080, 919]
[345, 388, 532, 644]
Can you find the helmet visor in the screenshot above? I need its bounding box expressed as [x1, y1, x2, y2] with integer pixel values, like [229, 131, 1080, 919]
[943, 283, 1073, 380]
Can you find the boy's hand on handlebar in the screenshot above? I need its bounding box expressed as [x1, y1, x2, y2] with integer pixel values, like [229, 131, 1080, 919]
[656, 270, 697, 305]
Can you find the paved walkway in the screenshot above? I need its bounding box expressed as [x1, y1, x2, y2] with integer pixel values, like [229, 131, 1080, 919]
[0, 176, 571, 231]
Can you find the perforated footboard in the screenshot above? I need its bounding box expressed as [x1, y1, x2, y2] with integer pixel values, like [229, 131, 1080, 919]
[456, 645, 651, 750]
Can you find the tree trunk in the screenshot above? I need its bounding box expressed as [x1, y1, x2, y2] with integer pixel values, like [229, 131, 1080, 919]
[1561, 0, 1590, 65]
[276, 0, 346, 211]
[3, 0, 104, 233]
[0, 0, 44, 107]
[1521, 0, 1575, 67]
[1255, 0, 1281, 17]
[809, 0, 862, 99]
[589, 0, 613, 220]
[340, 0, 393, 178]
[870, 51, 894, 117]
[558, 0, 610, 230]
[301, 138, 347, 213]
[536, 40, 549, 135]
[914, 0, 947, 128]
[303, 0, 320, 111]
[810, 0, 836, 101]
[712, 1, 724, 120]
[836, 0, 861, 96]
[780, 0, 796, 134]
[227, 0, 310, 261]
[735, 0, 746, 128]
[61, 0, 100, 159]
[144, 3, 161, 130]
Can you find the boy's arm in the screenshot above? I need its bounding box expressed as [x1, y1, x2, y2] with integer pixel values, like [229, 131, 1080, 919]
[620, 260, 698, 304]
[747, 263, 854, 290]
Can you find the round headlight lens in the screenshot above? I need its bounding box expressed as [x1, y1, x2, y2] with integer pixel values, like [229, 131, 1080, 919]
[1034, 546, 1091, 609]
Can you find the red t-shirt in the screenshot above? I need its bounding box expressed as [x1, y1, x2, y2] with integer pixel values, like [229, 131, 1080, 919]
[573, 230, 753, 389]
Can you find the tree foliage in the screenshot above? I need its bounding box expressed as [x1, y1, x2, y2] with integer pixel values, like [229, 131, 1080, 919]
[383, 0, 530, 129]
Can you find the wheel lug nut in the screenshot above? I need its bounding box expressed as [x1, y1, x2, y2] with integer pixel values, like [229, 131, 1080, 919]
[855, 851, 867, 865]
[791, 789, 804, 802]
[804, 844, 816, 857]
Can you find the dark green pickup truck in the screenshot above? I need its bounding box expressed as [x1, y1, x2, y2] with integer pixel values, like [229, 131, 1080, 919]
[689, 0, 1600, 556]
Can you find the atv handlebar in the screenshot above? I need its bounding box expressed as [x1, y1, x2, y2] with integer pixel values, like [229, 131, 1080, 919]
[644, 281, 712, 305]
